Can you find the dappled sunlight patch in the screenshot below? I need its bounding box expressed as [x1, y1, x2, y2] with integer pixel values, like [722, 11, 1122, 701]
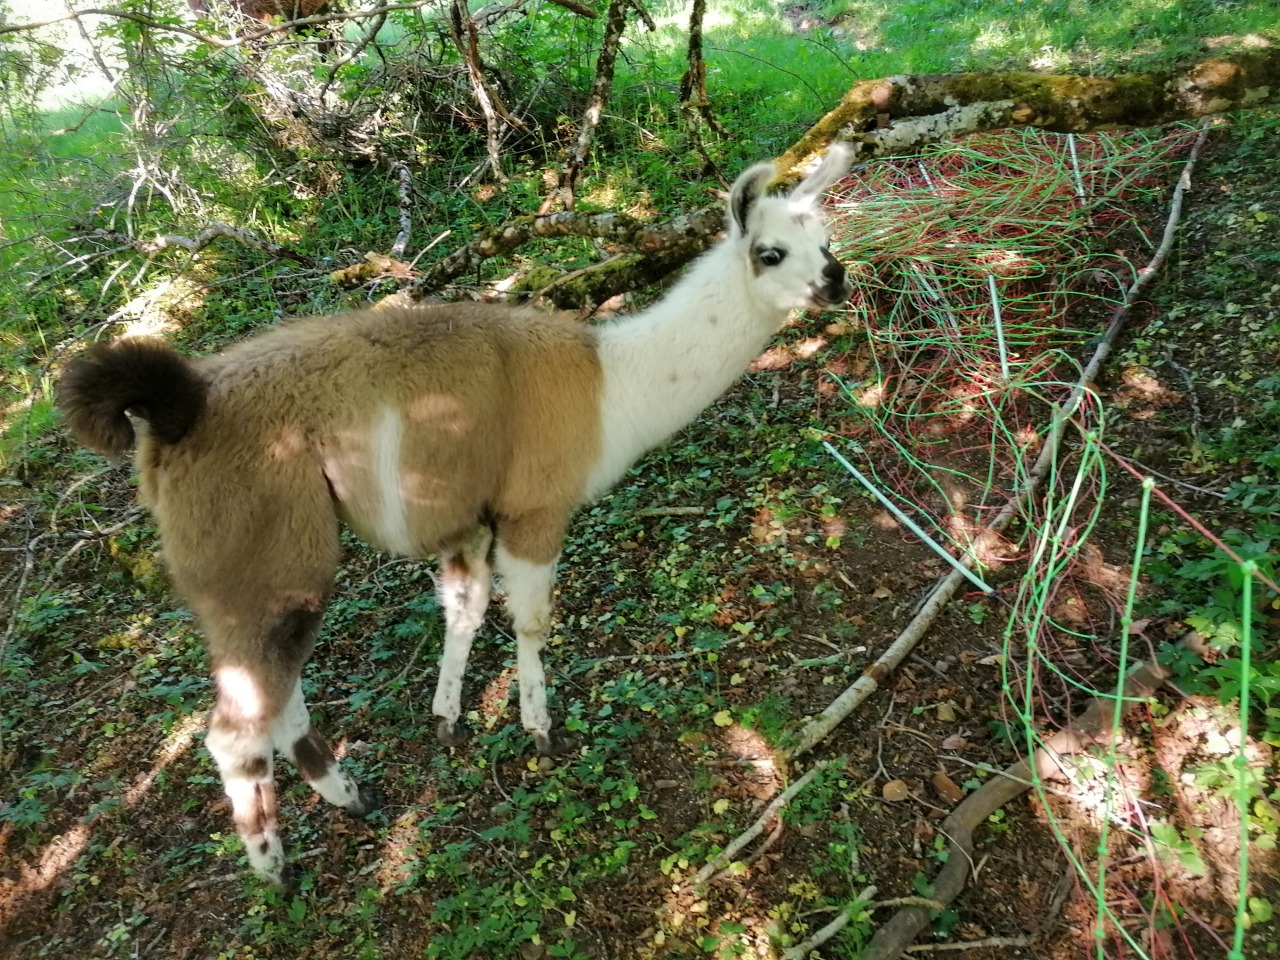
[122, 713, 203, 807]
[1028, 696, 1277, 953]
[0, 712, 202, 930]
[718, 724, 781, 803]
[479, 666, 516, 729]
[377, 786, 438, 895]
[115, 278, 203, 339]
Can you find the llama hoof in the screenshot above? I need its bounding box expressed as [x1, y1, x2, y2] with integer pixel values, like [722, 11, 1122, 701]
[436, 717, 471, 747]
[534, 728, 577, 758]
[276, 863, 301, 897]
[348, 785, 385, 818]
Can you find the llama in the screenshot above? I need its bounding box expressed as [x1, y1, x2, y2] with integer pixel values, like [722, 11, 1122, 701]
[56, 147, 852, 885]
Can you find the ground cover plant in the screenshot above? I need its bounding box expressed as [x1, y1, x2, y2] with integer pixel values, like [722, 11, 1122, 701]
[1, 1, 1278, 958]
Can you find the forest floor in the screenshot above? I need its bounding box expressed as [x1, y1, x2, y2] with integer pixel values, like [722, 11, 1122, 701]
[1, 120, 1278, 960]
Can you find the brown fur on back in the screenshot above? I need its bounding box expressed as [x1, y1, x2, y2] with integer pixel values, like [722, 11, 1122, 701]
[120, 304, 601, 668]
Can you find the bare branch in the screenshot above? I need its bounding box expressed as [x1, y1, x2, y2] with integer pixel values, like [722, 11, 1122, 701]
[449, 0, 525, 183]
[543, 0, 597, 17]
[88, 223, 316, 266]
[389, 161, 413, 259]
[542, 0, 631, 212]
[407, 204, 725, 298]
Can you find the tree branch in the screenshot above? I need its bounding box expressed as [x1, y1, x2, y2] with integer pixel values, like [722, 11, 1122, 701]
[778, 48, 1280, 172]
[388, 161, 413, 259]
[543, 0, 631, 212]
[86, 223, 316, 265]
[407, 204, 725, 298]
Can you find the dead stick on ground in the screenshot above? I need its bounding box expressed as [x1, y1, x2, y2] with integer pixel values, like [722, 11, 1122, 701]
[780, 885, 877, 960]
[905, 936, 1033, 953]
[690, 760, 832, 886]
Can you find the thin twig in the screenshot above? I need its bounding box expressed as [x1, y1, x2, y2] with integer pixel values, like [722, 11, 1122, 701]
[691, 760, 832, 886]
[905, 936, 1033, 953]
[87, 223, 315, 265]
[389, 160, 413, 259]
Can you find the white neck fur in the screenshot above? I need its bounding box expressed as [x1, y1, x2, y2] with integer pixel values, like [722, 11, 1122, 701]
[584, 241, 786, 499]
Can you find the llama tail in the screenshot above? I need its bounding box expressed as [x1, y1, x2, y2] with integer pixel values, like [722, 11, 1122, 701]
[57, 338, 207, 457]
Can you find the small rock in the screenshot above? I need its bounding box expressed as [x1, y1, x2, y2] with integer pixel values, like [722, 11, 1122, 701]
[655, 779, 680, 790]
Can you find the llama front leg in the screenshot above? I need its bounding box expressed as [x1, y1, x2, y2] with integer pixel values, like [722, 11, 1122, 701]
[495, 544, 574, 756]
[272, 681, 382, 816]
[432, 526, 494, 746]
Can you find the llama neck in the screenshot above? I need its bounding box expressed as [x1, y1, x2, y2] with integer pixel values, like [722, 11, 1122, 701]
[584, 245, 789, 499]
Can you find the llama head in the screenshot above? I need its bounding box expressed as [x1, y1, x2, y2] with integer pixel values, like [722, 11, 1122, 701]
[727, 145, 852, 311]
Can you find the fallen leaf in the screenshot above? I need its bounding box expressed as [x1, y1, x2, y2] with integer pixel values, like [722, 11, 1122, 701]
[931, 771, 966, 805]
[936, 702, 957, 723]
[882, 779, 910, 802]
[940, 733, 969, 751]
[713, 710, 733, 727]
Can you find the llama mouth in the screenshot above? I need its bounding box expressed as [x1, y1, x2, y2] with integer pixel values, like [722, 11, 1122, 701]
[809, 284, 852, 307]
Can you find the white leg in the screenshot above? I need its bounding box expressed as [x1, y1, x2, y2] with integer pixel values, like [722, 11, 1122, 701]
[495, 544, 569, 755]
[205, 677, 286, 883]
[272, 681, 371, 813]
[432, 527, 493, 745]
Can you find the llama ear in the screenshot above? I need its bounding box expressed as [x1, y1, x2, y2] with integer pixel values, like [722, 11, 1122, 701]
[789, 143, 852, 206]
[728, 162, 777, 236]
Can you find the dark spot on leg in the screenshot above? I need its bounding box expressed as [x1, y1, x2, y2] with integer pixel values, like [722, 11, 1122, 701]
[441, 552, 470, 580]
[292, 728, 335, 783]
[277, 863, 300, 896]
[267, 606, 324, 666]
[259, 841, 271, 856]
[238, 755, 269, 780]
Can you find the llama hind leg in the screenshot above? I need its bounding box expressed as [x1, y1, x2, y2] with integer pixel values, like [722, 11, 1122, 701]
[272, 681, 382, 817]
[432, 525, 494, 746]
[494, 543, 573, 757]
[206, 665, 289, 884]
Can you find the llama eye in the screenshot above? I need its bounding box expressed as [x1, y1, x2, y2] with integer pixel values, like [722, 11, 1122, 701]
[757, 247, 786, 267]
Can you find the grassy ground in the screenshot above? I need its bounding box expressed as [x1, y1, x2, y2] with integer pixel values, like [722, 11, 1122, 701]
[1, 2, 1279, 959]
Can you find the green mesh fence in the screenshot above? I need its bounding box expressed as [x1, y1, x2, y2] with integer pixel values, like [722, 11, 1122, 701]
[822, 126, 1269, 958]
